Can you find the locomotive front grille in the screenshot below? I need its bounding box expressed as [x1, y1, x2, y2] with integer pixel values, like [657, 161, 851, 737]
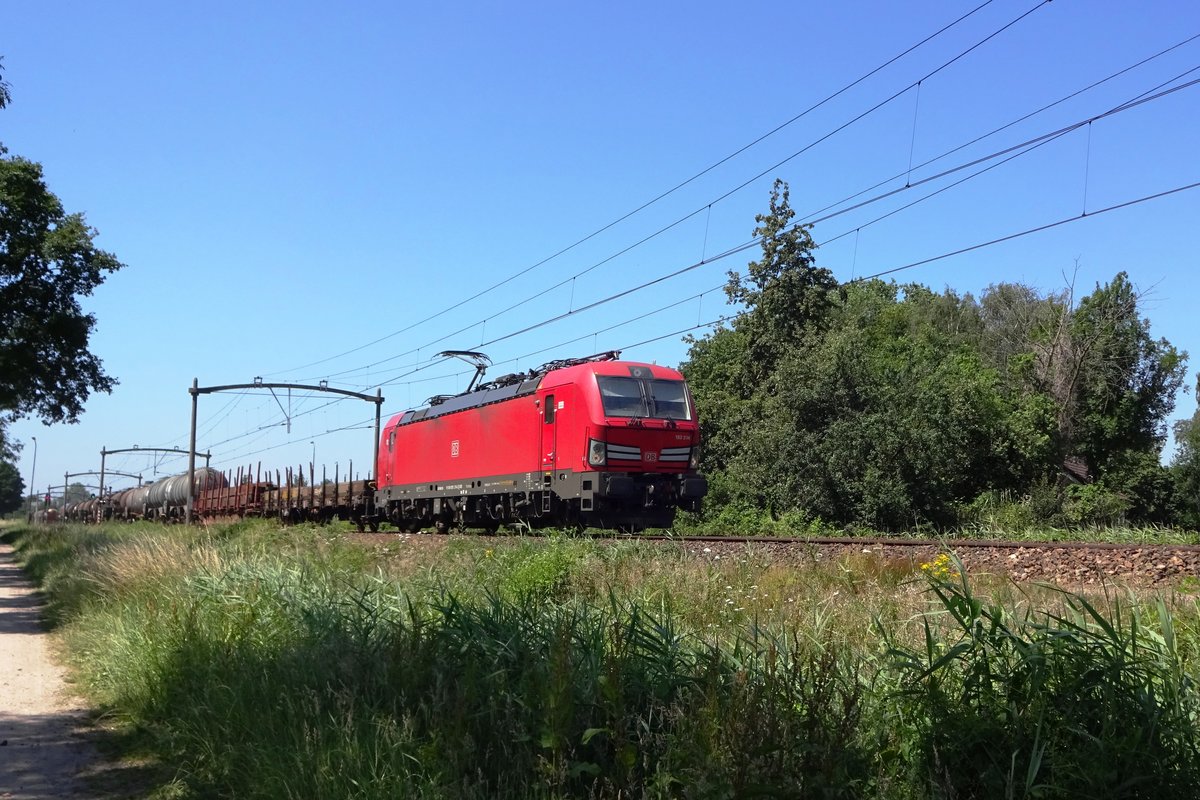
[606, 443, 641, 462]
[659, 446, 691, 463]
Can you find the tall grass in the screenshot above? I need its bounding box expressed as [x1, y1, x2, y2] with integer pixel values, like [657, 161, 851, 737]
[5, 523, 1200, 798]
[881, 558, 1200, 797]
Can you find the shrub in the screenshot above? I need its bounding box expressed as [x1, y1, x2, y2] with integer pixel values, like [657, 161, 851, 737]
[1062, 483, 1130, 527]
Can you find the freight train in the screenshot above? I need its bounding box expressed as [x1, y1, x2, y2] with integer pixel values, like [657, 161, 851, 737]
[61, 352, 708, 533]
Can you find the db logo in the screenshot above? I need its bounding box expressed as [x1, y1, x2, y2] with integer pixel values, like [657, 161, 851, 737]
[451, 440, 460, 458]
[643, 452, 658, 462]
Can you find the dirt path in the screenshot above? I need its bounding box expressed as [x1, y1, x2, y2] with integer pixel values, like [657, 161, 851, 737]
[0, 542, 98, 799]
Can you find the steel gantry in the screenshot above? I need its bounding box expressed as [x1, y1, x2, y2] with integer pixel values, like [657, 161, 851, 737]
[186, 378, 384, 524]
[66, 469, 143, 496]
[63, 469, 142, 521]
[99, 446, 211, 504]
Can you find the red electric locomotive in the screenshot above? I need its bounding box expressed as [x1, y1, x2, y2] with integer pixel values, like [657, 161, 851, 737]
[374, 351, 707, 532]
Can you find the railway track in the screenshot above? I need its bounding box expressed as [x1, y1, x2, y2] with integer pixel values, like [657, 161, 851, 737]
[644, 533, 1200, 590]
[626, 532, 1200, 553]
[357, 529, 1200, 590]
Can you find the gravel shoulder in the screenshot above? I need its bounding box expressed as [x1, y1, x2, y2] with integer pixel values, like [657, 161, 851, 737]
[0, 542, 98, 800]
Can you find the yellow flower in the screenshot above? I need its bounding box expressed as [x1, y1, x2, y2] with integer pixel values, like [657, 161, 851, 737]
[919, 553, 958, 581]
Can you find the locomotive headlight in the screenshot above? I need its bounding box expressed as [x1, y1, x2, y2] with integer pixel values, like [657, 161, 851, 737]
[588, 438, 607, 467]
[689, 444, 701, 470]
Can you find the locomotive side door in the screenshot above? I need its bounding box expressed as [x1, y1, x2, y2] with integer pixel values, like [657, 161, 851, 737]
[540, 391, 558, 472]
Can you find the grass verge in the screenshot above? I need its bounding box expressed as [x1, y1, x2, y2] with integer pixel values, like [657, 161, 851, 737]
[4, 522, 1200, 798]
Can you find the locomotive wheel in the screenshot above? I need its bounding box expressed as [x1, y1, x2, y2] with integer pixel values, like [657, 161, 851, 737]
[368, 520, 379, 532]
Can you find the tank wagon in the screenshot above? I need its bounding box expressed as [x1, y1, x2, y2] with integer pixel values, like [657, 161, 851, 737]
[63, 498, 102, 522]
[374, 352, 708, 533]
[101, 468, 228, 521]
[33, 508, 60, 524]
[109, 485, 150, 519]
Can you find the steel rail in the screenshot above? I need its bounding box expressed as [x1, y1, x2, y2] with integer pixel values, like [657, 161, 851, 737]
[613, 533, 1200, 553]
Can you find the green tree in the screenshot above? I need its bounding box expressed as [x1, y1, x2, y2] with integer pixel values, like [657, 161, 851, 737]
[1172, 378, 1200, 528]
[0, 59, 124, 449]
[724, 178, 836, 383]
[0, 57, 10, 110]
[62, 481, 90, 505]
[685, 185, 1051, 529]
[0, 460, 24, 515]
[740, 281, 1036, 529]
[686, 179, 834, 476]
[1068, 273, 1186, 473]
[961, 275, 1187, 525]
[684, 182, 1189, 530]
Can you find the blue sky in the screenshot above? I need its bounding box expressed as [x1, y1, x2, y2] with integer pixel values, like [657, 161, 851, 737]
[4, 0, 1198, 498]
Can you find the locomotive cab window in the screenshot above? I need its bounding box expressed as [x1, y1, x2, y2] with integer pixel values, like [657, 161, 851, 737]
[598, 378, 643, 417]
[544, 394, 555, 424]
[598, 376, 692, 420]
[649, 379, 690, 420]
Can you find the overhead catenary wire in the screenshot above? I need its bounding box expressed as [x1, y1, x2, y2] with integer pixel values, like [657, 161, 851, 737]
[367, 170, 1200, 400]
[294, 2, 1121, 389]
[812, 68, 1200, 247]
[327, 284, 727, 388]
[353, 74, 1199, 390]
[853, 180, 1200, 282]
[133, 60, 1200, 466]
[207, 175, 1200, 466]
[155, 28, 1200, 440]
[217, 313, 741, 467]
[135, 21, 1197, 465]
[268, 0, 1023, 379]
[797, 31, 1200, 224]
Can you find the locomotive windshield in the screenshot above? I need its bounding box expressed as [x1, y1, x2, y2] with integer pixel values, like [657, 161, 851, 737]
[597, 377, 692, 420]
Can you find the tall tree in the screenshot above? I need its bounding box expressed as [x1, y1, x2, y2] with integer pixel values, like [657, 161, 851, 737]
[0, 460, 23, 515]
[0, 58, 124, 447]
[62, 481, 90, 505]
[1067, 272, 1186, 472]
[724, 178, 836, 383]
[1172, 377, 1200, 527]
[0, 57, 11, 110]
